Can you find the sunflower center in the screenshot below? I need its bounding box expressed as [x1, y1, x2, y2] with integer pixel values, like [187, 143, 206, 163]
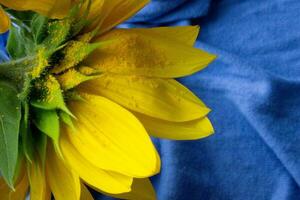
[0, 3, 101, 183]
[0, 3, 102, 104]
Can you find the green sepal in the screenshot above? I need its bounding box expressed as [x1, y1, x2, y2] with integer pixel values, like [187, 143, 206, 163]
[51, 41, 101, 74]
[70, 0, 92, 37]
[0, 56, 35, 85]
[6, 26, 26, 59]
[59, 111, 75, 130]
[56, 68, 100, 90]
[21, 128, 34, 164]
[31, 14, 49, 44]
[0, 51, 48, 101]
[0, 81, 21, 188]
[65, 90, 85, 102]
[14, 143, 25, 184]
[31, 75, 73, 116]
[0, 49, 49, 103]
[20, 103, 34, 163]
[77, 26, 100, 43]
[24, 127, 48, 172]
[18, 75, 32, 102]
[43, 19, 72, 52]
[32, 108, 62, 164]
[36, 132, 47, 171]
[71, 19, 90, 38]
[78, 65, 101, 76]
[12, 147, 25, 187]
[32, 108, 60, 146]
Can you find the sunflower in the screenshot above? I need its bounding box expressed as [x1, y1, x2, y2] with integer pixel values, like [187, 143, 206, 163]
[0, 0, 215, 199]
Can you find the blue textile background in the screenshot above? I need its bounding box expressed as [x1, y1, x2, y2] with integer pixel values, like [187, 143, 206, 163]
[1, 0, 300, 199]
[112, 0, 300, 199]
[0, 32, 8, 62]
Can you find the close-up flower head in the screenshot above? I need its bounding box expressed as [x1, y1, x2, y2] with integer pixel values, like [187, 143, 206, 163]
[0, 0, 215, 199]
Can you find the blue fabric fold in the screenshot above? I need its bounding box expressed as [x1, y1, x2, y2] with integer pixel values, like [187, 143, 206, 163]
[0, 32, 9, 62]
[1, 0, 300, 199]
[97, 0, 300, 199]
[127, 0, 212, 24]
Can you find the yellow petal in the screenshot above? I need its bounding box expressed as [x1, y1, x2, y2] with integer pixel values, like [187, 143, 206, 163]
[9, 173, 29, 200]
[85, 28, 215, 78]
[0, 7, 10, 33]
[65, 94, 160, 177]
[0, 177, 10, 200]
[28, 161, 51, 200]
[135, 112, 214, 140]
[80, 183, 94, 200]
[80, 74, 210, 122]
[0, 0, 71, 19]
[60, 132, 133, 194]
[46, 143, 81, 200]
[105, 178, 156, 200]
[129, 26, 201, 46]
[86, 0, 149, 34]
[81, 0, 104, 27]
[0, 169, 29, 200]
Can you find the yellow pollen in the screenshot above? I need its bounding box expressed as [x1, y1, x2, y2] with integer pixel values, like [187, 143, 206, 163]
[31, 49, 48, 79]
[78, 66, 97, 75]
[56, 69, 91, 90]
[35, 75, 61, 103]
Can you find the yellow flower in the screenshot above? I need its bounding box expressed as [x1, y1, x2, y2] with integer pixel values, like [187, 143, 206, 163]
[0, 0, 71, 33]
[0, 6, 9, 33]
[0, 0, 216, 199]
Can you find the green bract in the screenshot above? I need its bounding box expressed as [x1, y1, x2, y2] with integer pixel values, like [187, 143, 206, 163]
[0, 2, 101, 188]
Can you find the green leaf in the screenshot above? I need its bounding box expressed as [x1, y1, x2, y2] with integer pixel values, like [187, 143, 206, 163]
[6, 26, 26, 59]
[31, 14, 49, 44]
[0, 81, 21, 188]
[6, 26, 35, 59]
[32, 108, 59, 145]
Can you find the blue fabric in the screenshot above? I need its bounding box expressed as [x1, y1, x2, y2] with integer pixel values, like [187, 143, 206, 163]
[127, 0, 211, 24]
[0, 32, 8, 62]
[98, 0, 300, 199]
[1, 0, 300, 199]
